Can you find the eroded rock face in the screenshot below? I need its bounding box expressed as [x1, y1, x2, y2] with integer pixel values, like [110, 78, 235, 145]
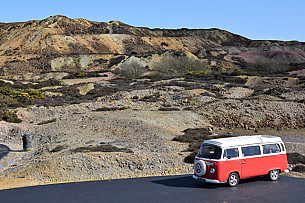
[51, 57, 75, 71]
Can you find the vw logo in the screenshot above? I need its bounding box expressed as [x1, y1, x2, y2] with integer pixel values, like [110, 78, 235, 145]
[195, 163, 202, 173]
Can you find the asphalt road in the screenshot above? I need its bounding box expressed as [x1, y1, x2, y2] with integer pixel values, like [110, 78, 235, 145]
[0, 175, 304, 203]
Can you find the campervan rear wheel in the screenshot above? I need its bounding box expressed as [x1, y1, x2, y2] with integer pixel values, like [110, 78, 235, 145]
[228, 173, 239, 187]
[269, 169, 280, 181]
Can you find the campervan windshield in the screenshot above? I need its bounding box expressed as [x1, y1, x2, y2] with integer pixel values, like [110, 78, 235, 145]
[197, 144, 222, 159]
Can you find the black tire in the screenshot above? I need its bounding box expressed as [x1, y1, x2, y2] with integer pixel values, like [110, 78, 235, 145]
[228, 172, 239, 187]
[269, 169, 280, 181]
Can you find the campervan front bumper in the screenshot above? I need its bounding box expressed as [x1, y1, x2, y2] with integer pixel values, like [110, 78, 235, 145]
[193, 175, 226, 184]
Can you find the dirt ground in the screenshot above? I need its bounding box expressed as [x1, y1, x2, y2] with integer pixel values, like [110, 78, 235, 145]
[1, 76, 305, 190]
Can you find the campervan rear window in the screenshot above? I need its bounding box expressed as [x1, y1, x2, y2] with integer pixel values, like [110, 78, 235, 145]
[262, 144, 281, 154]
[241, 145, 261, 157]
[197, 144, 222, 159]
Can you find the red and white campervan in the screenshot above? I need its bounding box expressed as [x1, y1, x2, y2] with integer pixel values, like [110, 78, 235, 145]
[193, 135, 288, 187]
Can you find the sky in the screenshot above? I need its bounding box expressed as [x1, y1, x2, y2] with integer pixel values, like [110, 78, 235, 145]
[1, 0, 304, 42]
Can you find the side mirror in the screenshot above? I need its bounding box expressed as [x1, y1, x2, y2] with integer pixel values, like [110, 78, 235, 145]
[227, 155, 231, 159]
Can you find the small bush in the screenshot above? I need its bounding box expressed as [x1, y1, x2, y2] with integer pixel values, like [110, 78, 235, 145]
[24, 90, 46, 99]
[0, 94, 21, 123]
[150, 53, 207, 80]
[186, 71, 208, 76]
[114, 58, 147, 79]
[0, 94, 16, 107]
[10, 90, 46, 103]
[74, 71, 88, 78]
[207, 63, 242, 76]
[10, 92, 33, 103]
[0, 110, 22, 123]
[0, 86, 15, 95]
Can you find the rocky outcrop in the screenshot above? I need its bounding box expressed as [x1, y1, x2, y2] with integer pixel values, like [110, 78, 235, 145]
[1, 15, 305, 76]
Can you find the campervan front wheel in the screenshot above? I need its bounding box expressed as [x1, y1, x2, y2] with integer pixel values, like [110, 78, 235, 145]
[228, 172, 239, 187]
[269, 169, 280, 181]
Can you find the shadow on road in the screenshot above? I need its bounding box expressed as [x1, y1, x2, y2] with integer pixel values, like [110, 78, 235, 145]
[0, 144, 10, 159]
[152, 175, 266, 189]
[151, 175, 222, 189]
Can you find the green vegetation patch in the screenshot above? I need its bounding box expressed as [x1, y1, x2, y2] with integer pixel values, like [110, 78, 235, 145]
[0, 110, 22, 123]
[0, 85, 46, 123]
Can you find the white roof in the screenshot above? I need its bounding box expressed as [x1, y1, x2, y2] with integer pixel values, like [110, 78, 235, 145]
[204, 135, 283, 148]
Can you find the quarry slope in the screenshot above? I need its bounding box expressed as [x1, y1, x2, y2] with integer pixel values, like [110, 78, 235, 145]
[1, 15, 305, 76]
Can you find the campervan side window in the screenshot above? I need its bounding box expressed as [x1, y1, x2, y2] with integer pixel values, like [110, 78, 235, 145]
[223, 148, 239, 159]
[241, 146, 261, 157]
[263, 143, 281, 154]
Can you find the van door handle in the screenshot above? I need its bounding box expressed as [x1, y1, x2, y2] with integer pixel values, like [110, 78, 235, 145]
[242, 161, 246, 164]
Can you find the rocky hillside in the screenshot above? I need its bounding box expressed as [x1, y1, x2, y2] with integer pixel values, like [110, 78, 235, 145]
[1, 16, 305, 189]
[1, 15, 305, 77]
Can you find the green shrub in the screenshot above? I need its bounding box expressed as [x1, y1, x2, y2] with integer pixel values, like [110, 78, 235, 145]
[24, 89, 46, 99]
[10, 92, 33, 103]
[0, 86, 15, 95]
[0, 95, 22, 123]
[186, 70, 208, 76]
[0, 94, 16, 107]
[0, 111, 22, 123]
[9, 89, 46, 103]
[150, 53, 207, 80]
[0, 87, 45, 122]
[74, 71, 88, 78]
[207, 63, 242, 75]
